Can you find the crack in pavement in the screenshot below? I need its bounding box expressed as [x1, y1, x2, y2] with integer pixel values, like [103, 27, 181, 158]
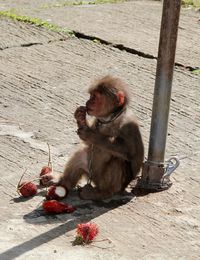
[73, 31, 199, 71]
[0, 23, 198, 71]
[0, 37, 68, 51]
[0, 42, 44, 51]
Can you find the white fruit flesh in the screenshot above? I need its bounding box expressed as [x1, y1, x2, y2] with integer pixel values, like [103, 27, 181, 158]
[55, 186, 66, 197]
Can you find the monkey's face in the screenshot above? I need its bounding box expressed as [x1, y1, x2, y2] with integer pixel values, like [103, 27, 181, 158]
[86, 91, 115, 118]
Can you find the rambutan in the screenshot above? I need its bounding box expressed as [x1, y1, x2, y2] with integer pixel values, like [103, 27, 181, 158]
[18, 182, 37, 197]
[46, 186, 68, 200]
[42, 200, 76, 214]
[76, 222, 99, 244]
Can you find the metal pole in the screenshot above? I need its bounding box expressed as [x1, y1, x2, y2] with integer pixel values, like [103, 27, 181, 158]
[138, 0, 181, 191]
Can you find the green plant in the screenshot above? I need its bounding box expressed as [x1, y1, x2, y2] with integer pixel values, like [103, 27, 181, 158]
[181, 0, 200, 8]
[192, 68, 200, 74]
[41, 0, 126, 9]
[0, 10, 74, 36]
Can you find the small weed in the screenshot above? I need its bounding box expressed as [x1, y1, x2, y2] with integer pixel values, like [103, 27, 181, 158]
[181, 0, 200, 8]
[192, 68, 200, 74]
[41, 0, 126, 9]
[88, 0, 125, 4]
[93, 39, 101, 44]
[0, 10, 74, 36]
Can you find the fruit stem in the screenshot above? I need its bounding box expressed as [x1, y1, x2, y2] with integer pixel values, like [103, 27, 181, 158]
[17, 168, 27, 193]
[18, 178, 42, 190]
[17, 178, 42, 191]
[47, 142, 53, 173]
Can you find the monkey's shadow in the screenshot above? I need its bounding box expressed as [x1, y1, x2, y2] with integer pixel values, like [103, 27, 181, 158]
[0, 189, 135, 260]
[23, 189, 135, 225]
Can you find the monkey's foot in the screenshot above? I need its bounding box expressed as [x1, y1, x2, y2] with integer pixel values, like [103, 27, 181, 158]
[79, 184, 95, 200]
[79, 184, 113, 200]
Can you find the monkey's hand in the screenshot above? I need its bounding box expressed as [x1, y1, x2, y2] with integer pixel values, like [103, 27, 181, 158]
[74, 106, 87, 128]
[77, 126, 92, 142]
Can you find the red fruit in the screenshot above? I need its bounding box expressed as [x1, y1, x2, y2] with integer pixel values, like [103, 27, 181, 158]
[40, 166, 52, 185]
[18, 182, 37, 197]
[76, 222, 99, 243]
[42, 200, 76, 214]
[46, 186, 68, 200]
[40, 166, 52, 176]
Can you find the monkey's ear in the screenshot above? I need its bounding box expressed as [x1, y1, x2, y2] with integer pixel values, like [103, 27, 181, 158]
[117, 91, 125, 106]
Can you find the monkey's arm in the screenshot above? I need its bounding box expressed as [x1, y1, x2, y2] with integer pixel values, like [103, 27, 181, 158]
[77, 122, 140, 161]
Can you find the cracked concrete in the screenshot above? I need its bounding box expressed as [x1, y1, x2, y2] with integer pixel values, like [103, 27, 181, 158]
[0, 1, 200, 260]
[1, 0, 199, 67]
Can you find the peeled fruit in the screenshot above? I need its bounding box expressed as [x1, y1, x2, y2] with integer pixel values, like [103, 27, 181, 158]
[40, 166, 52, 185]
[42, 200, 76, 214]
[18, 182, 37, 197]
[46, 186, 68, 200]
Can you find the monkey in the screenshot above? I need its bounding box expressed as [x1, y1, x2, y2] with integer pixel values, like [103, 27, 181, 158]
[42, 75, 144, 200]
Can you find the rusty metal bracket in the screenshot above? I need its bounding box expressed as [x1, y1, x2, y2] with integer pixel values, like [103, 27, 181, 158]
[136, 157, 180, 191]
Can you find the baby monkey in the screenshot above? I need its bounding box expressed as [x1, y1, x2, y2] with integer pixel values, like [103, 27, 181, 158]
[42, 75, 144, 200]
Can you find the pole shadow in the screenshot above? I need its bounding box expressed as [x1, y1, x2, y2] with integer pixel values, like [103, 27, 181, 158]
[0, 190, 135, 260]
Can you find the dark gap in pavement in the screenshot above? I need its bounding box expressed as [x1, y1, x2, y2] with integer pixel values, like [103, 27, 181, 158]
[0, 43, 43, 50]
[73, 31, 198, 72]
[0, 38, 66, 51]
[21, 42, 43, 47]
[74, 31, 156, 60]
[0, 23, 197, 72]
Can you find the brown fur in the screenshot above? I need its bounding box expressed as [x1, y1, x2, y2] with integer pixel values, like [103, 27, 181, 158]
[42, 75, 144, 200]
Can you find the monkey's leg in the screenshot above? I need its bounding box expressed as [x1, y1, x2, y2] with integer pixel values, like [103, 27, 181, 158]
[79, 159, 124, 200]
[79, 184, 115, 200]
[42, 147, 89, 189]
[59, 147, 89, 190]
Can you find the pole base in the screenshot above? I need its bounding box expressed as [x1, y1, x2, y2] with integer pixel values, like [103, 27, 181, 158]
[135, 161, 173, 192]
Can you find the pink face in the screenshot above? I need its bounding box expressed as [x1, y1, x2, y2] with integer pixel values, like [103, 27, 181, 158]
[86, 91, 103, 117]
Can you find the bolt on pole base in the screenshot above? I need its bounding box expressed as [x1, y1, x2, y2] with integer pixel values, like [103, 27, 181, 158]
[134, 157, 180, 193]
[135, 161, 172, 192]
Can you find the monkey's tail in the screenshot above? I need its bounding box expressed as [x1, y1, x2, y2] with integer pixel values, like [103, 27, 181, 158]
[122, 160, 143, 191]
